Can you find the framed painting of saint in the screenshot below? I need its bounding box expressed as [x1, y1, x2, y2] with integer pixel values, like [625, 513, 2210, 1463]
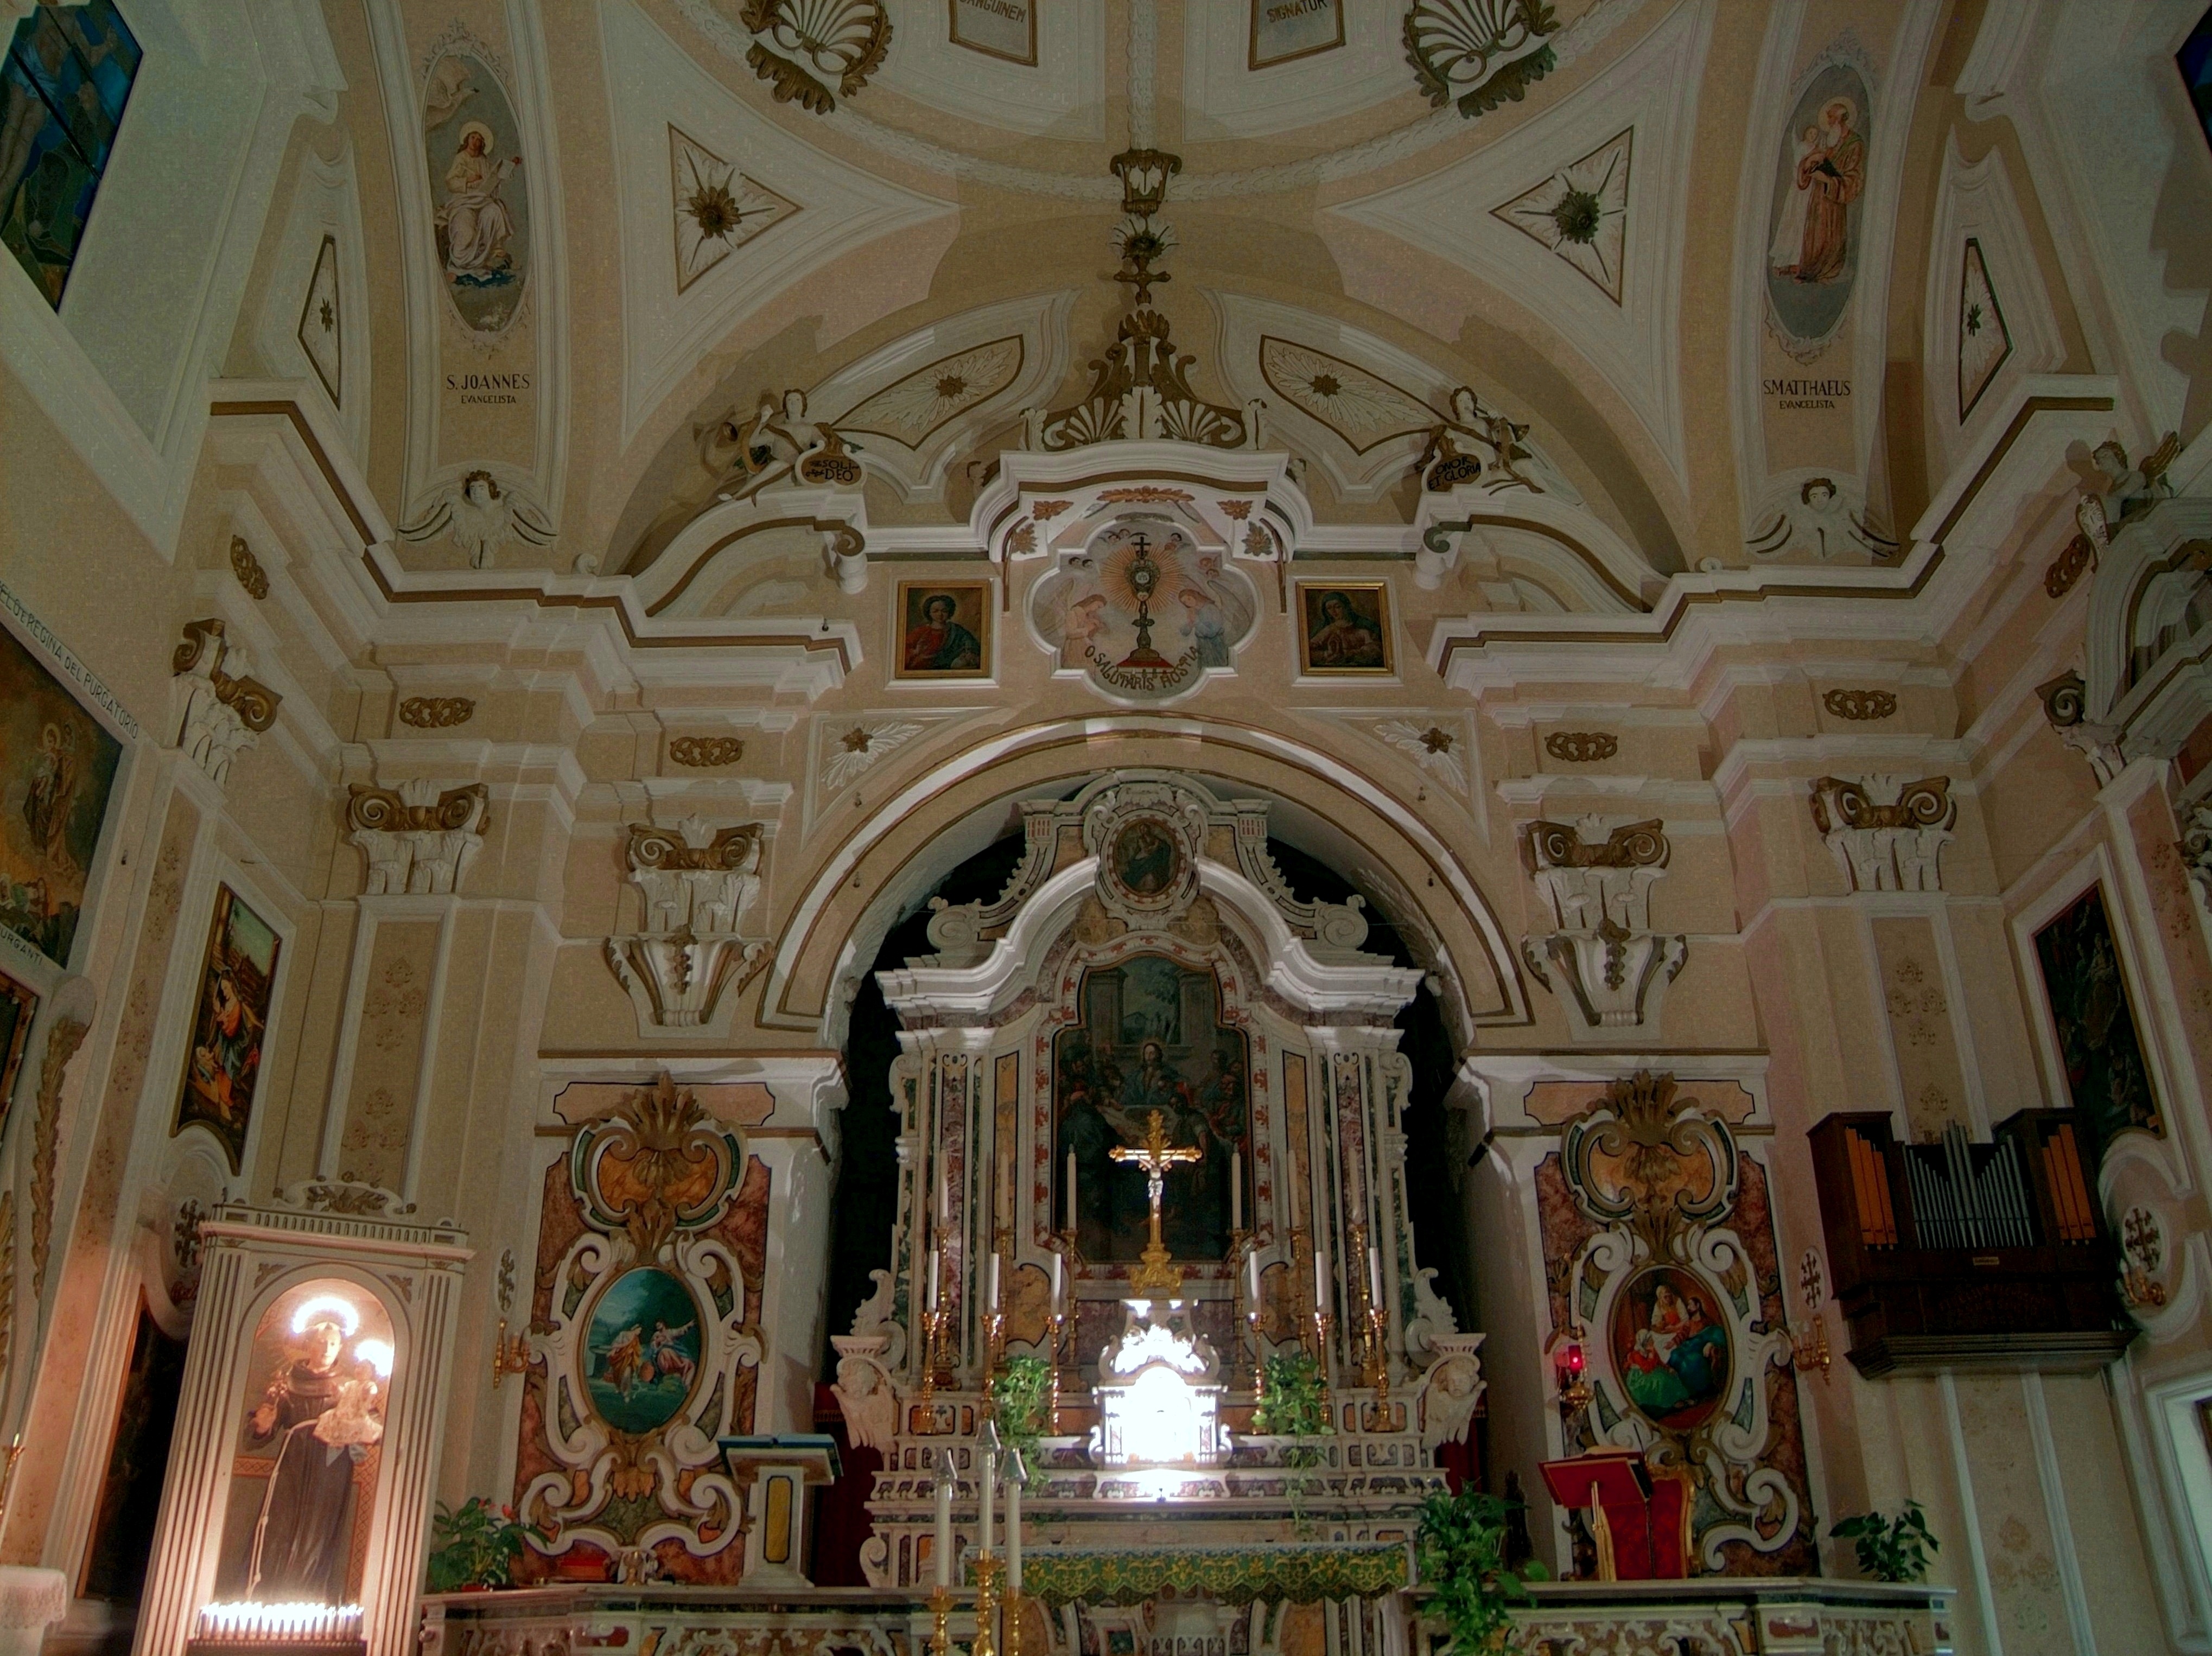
[1295, 580, 1394, 677]
[173, 884, 281, 1173]
[0, 615, 126, 969]
[895, 581, 992, 680]
[0, 970, 35, 1146]
[1053, 956, 1249, 1265]
[2033, 884, 2162, 1167]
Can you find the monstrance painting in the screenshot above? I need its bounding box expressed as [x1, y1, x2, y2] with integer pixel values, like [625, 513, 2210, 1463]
[2034, 886, 2162, 1164]
[173, 884, 281, 1173]
[1054, 956, 1249, 1264]
[584, 1265, 703, 1435]
[1609, 1264, 1730, 1432]
[0, 620, 124, 969]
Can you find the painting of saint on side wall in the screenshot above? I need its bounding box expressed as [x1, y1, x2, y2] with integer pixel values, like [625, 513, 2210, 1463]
[2034, 886, 2161, 1165]
[173, 886, 281, 1173]
[0, 622, 124, 969]
[1764, 59, 1871, 359]
[1053, 956, 1249, 1264]
[421, 43, 530, 335]
[0, 970, 35, 1144]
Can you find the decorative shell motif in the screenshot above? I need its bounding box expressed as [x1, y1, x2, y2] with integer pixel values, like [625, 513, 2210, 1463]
[1821, 689, 1896, 722]
[737, 0, 891, 114]
[1544, 730, 1618, 763]
[1404, 0, 1560, 120]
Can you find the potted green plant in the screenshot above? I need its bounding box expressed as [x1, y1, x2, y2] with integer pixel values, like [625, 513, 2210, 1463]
[1830, 1501, 1939, 1583]
[1251, 1350, 1332, 1528]
[1416, 1486, 1549, 1654]
[990, 1354, 1053, 1483]
[425, 1495, 531, 1591]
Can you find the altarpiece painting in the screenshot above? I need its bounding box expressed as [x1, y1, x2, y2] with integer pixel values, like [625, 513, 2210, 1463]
[1053, 954, 1249, 1264]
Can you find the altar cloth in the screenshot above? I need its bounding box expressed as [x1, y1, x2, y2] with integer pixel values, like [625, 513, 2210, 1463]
[1011, 1543, 1409, 1608]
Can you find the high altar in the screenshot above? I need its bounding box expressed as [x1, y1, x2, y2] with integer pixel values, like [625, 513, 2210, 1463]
[420, 773, 1952, 1656]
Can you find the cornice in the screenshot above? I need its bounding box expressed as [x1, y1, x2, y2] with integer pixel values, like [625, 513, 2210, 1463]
[1427, 378, 2121, 694]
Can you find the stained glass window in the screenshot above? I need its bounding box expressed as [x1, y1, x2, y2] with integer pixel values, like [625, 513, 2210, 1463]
[2180, 7, 2212, 155]
[0, 0, 142, 308]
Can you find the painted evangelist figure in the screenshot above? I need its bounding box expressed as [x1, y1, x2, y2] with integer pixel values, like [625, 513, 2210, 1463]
[421, 44, 529, 334]
[1054, 956, 1249, 1264]
[0, 622, 123, 967]
[1610, 1265, 1731, 1432]
[1765, 61, 1871, 358]
[174, 885, 281, 1173]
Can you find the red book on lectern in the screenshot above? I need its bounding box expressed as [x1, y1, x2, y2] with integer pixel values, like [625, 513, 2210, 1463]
[1540, 1451, 1657, 1579]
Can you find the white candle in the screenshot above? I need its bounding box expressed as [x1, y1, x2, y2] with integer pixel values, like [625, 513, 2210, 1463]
[926, 1247, 941, 1311]
[980, 1441, 997, 1557]
[1247, 1249, 1261, 1308]
[939, 1167, 952, 1225]
[1369, 1245, 1383, 1307]
[988, 1252, 1002, 1311]
[1065, 1150, 1078, 1232]
[1315, 1249, 1329, 1314]
[1231, 1148, 1242, 1232]
[1007, 1454, 1024, 1595]
[934, 1450, 954, 1587]
[1050, 1250, 1064, 1314]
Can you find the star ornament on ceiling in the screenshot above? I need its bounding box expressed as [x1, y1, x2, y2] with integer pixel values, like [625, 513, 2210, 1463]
[1492, 127, 1633, 304]
[670, 126, 800, 293]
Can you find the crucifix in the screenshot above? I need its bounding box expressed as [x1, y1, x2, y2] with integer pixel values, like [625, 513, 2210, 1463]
[1110, 1109, 1204, 1292]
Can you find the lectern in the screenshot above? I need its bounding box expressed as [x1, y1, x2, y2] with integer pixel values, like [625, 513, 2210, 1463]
[1540, 1449, 1681, 1581]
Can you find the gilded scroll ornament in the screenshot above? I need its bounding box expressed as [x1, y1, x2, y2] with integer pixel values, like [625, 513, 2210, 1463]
[398, 696, 475, 729]
[1808, 776, 1955, 893]
[1544, 731, 1618, 763]
[668, 735, 745, 768]
[1820, 689, 1895, 721]
[345, 781, 492, 895]
[228, 536, 269, 599]
[171, 618, 280, 785]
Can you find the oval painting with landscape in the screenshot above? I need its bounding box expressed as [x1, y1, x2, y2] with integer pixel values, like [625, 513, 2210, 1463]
[584, 1265, 702, 1435]
[1609, 1264, 1731, 1432]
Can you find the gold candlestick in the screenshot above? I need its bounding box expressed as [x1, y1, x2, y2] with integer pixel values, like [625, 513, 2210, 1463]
[985, 1309, 1007, 1378]
[971, 1553, 1001, 1656]
[1364, 1307, 1390, 1400]
[1312, 1310, 1333, 1412]
[920, 1307, 950, 1400]
[927, 1584, 953, 1656]
[1047, 1309, 1067, 1430]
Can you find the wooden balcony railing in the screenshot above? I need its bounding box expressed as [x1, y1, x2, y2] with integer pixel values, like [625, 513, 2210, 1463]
[1807, 1110, 2130, 1377]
